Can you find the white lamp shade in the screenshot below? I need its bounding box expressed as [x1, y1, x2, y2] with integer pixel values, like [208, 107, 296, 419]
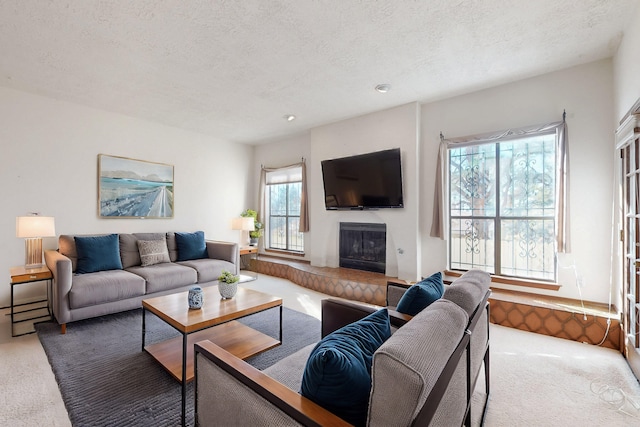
[16, 216, 56, 238]
[231, 217, 255, 231]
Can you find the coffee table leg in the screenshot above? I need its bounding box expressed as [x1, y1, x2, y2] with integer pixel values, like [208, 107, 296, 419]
[141, 307, 146, 352]
[279, 305, 283, 342]
[182, 332, 187, 427]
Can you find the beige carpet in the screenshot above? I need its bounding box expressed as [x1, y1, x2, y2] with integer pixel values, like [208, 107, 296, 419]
[482, 324, 640, 426]
[2, 273, 640, 426]
[0, 310, 70, 426]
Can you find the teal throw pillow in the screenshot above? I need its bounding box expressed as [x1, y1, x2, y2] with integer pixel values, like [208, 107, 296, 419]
[301, 308, 391, 427]
[74, 234, 123, 274]
[396, 272, 445, 316]
[175, 231, 208, 261]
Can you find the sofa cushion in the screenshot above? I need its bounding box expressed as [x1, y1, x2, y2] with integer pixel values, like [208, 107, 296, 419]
[59, 234, 107, 272]
[119, 234, 140, 269]
[368, 299, 469, 427]
[75, 234, 123, 274]
[175, 231, 208, 261]
[69, 269, 146, 309]
[127, 263, 197, 293]
[177, 259, 235, 283]
[301, 308, 391, 427]
[137, 239, 171, 267]
[166, 232, 178, 262]
[119, 233, 166, 268]
[396, 272, 444, 316]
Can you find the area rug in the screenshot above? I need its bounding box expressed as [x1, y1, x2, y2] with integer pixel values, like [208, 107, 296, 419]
[35, 307, 320, 427]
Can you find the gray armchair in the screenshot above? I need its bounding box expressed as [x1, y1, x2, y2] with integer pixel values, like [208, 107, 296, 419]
[194, 270, 491, 426]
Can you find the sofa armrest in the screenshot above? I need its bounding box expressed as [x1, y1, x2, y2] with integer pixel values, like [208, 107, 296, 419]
[321, 298, 379, 338]
[205, 240, 239, 274]
[386, 280, 411, 307]
[44, 249, 73, 325]
[195, 340, 352, 427]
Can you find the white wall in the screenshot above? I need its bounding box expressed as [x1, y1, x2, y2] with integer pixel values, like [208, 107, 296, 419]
[254, 60, 618, 305]
[308, 103, 421, 281]
[421, 59, 616, 304]
[253, 104, 422, 281]
[611, 7, 640, 313]
[0, 87, 252, 307]
[614, 5, 640, 120]
[3, 51, 629, 309]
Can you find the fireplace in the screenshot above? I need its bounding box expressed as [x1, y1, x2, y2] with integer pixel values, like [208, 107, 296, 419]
[339, 222, 386, 274]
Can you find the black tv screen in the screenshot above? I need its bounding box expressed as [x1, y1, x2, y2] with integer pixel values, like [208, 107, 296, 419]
[321, 148, 404, 210]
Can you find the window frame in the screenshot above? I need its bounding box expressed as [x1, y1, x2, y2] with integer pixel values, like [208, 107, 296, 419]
[262, 164, 305, 255]
[266, 180, 304, 253]
[447, 129, 559, 282]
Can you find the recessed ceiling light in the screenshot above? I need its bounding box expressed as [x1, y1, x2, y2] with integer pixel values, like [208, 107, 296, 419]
[284, 114, 296, 122]
[375, 84, 391, 93]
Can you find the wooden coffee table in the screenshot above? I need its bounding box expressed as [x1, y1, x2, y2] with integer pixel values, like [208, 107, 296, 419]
[141, 286, 282, 427]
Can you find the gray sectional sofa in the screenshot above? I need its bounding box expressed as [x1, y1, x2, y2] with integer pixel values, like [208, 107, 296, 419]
[44, 232, 239, 333]
[194, 269, 491, 426]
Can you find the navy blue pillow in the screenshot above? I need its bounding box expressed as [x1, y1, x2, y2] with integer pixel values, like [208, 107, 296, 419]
[175, 231, 208, 261]
[396, 272, 444, 316]
[74, 234, 123, 274]
[301, 308, 391, 427]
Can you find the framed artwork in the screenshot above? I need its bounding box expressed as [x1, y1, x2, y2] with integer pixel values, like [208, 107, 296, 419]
[98, 154, 174, 218]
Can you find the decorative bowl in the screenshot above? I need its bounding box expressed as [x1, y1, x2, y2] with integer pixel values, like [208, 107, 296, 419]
[219, 281, 238, 299]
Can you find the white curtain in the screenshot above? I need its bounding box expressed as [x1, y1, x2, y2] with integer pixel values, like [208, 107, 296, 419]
[258, 160, 309, 250]
[430, 120, 570, 253]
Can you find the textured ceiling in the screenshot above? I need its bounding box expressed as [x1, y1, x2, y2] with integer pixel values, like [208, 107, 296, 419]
[0, 0, 638, 144]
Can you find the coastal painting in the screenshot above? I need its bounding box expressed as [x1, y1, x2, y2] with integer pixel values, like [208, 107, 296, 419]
[98, 154, 174, 218]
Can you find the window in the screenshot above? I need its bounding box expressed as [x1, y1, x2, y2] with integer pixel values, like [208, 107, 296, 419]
[448, 132, 557, 281]
[265, 166, 304, 252]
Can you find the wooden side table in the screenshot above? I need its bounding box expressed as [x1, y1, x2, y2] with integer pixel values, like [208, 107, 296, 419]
[9, 265, 53, 337]
[239, 246, 258, 282]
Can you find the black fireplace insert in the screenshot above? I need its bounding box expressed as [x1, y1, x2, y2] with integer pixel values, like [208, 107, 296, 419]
[339, 222, 386, 274]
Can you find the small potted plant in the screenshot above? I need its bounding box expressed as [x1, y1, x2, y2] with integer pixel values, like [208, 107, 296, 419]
[218, 269, 239, 299]
[241, 209, 263, 246]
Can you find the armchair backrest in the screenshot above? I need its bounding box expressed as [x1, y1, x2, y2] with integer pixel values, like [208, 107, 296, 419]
[368, 299, 469, 427]
[442, 270, 490, 316]
[442, 270, 491, 391]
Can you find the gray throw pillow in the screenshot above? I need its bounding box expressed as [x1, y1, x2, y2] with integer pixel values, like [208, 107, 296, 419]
[137, 239, 171, 267]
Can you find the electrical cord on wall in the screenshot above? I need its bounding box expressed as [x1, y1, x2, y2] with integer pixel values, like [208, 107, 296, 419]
[595, 249, 614, 347]
[595, 317, 612, 347]
[596, 165, 618, 348]
[558, 255, 613, 346]
[557, 256, 588, 321]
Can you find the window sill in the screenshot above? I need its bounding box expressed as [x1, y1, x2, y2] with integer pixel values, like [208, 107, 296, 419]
[264, 248, 305, 258]
[444, 270, 561, 291]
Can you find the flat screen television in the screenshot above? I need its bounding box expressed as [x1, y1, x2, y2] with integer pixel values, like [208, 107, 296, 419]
[321, 148, 404, 210]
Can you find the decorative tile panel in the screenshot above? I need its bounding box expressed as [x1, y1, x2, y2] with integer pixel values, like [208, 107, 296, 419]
[488, 298, 621, 350]
[252, 257, 621, 350]
[252, 257, 386, 305]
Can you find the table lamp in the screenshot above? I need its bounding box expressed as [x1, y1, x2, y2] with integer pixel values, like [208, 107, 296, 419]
[231, 217, 254, 246]
[16, 215, 56, 268]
